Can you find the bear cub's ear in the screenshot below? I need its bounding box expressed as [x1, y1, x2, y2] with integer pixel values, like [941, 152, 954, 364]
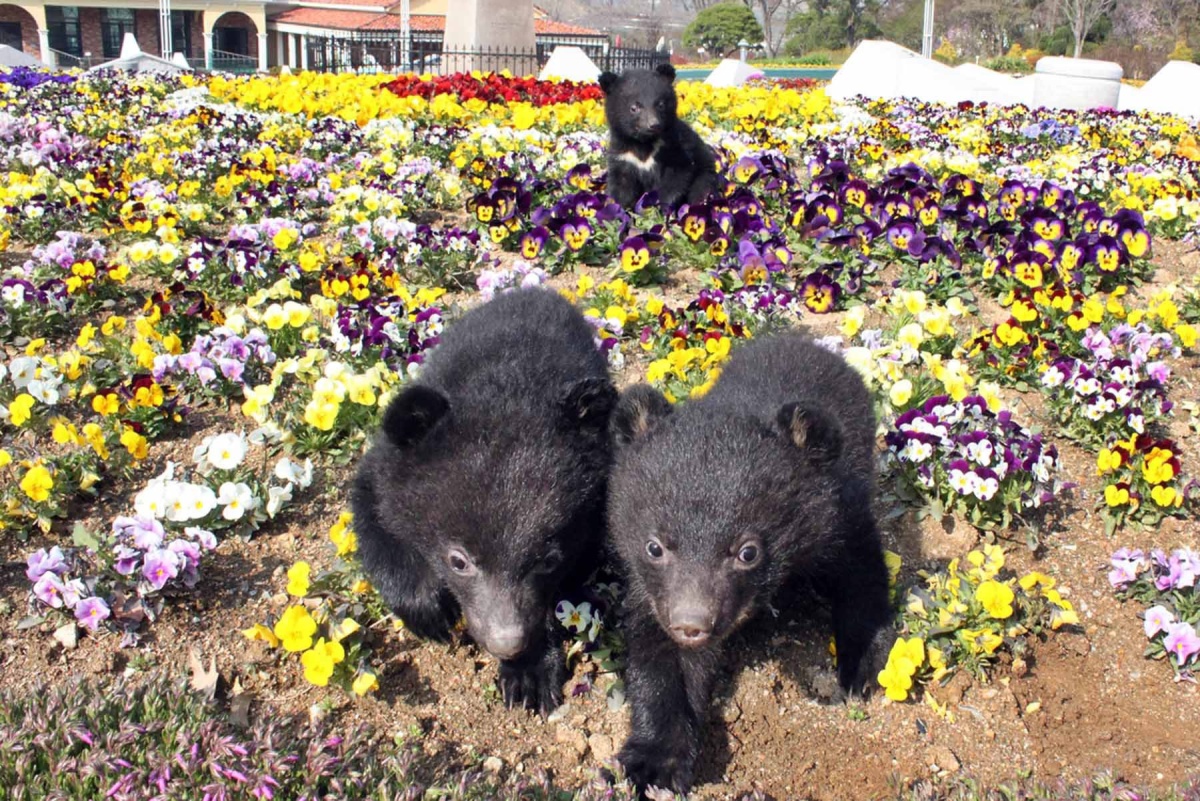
[598, 71, 620, 94]
[611, 384, 672, 447]
[382, 385, 450, 447]
[775, 402, 843, 464]
[559, 377, 618, 429]
[655, 63, 677, 83]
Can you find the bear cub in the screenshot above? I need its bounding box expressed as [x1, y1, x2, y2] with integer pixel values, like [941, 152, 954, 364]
[606, 332, 894, 793]
[598, 63, 721, 210]
[352, 288, 617, 715]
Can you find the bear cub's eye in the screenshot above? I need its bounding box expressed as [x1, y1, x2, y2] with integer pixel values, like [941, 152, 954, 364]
[447, 548, 475, 575]
[645, 540, 664, 559]
[736, 543, 761, 566]
[629, 102, 642, 114]
[534, 552, 562, 574]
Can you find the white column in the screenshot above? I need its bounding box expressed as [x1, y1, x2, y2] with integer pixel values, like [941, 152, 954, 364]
[300, 33, 308, 70]
[921, 0, 935, 59]
[203, 31, 213, 69]
[38, 28, 54, 67]
[257, 32, 268, 71]
[276, 30, 285, 66]
[288, 33, 298, 68]
[399, 0, 409, 71]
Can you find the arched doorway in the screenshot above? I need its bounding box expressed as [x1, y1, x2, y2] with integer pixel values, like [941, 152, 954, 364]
[0, 4, 40, 60]
[210, 10, 257, 58]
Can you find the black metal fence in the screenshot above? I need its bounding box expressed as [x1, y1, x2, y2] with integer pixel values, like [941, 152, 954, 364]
[304, 35, 670, 77]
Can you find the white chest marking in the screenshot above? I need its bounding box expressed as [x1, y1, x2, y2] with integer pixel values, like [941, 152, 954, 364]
[615, 142, 661, 172]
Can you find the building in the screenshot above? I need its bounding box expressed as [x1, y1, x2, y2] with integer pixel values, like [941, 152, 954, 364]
[0, 0, 604, 72]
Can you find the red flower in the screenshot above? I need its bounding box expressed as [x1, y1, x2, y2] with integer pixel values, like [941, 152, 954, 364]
[382, 72, 603, 107]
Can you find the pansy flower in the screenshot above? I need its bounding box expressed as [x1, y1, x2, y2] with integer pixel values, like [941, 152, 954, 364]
[558, 218, 592, 252]
[732, 155, 763, 184]
[519, 226, 549, 260]
[619, 236, 652, 274]
[681, 208, 707, 242]
[800, 273, 840, 314]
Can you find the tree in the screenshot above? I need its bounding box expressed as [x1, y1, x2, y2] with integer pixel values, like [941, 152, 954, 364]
[1060, 0, 1119, 56]
[877, 0, 926, 51]
[745, 0, 787, 56]
[946, 0, 1032, 58]
[782, 0, 881, 54]
[683, 3, 765, 55]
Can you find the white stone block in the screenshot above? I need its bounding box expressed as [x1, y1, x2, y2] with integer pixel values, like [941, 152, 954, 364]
[0, 44, 44, 68]
[1033, 56, 1123, 110]
[1126, 60, 1200, 119]
[704, 58, 763, 88]
[539, 46, 600, 83]
[119, 32, 141, 59]
[827, 40, 920, 101]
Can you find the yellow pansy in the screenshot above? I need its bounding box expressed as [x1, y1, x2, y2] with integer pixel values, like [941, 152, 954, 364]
[286, 562, 312, 597]
[975, 580, 1015, 619]
[273, 605, 318, 653]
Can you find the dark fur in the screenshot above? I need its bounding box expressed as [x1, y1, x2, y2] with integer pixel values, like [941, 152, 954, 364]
[352, 288, 617, 715]
[606, 333, 893, 793]
[598, 63, 721, 210]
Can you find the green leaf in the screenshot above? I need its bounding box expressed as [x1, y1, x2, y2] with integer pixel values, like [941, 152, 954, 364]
[16, 615, 45, 631]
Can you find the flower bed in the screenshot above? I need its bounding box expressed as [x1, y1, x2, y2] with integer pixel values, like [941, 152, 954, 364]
[1, 67, 1199, 738]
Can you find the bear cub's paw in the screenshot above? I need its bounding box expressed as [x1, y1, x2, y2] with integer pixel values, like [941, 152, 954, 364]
[834, 625, 896, 701]
[498, 649, 566, 716]
[393, 589, 460, 643]
[616, 737, 696, 797]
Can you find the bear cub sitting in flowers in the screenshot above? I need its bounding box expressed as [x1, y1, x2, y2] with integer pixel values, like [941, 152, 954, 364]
[598, 63, 721, 210]
[352, 288, 617, 715]
[606, 332, 894, 794]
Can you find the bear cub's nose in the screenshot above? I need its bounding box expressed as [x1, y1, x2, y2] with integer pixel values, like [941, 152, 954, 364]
[487, 627, 528, 660]
[669, 607, 714, 646]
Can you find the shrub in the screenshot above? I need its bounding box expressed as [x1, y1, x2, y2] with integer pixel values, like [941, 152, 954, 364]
[983, 55, 1034, 74]
[933, 38, 959, 65]
[683, 3, 764, 57]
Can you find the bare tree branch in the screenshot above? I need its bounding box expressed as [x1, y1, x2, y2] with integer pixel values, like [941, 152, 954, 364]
[1059, 0, 1119, 57]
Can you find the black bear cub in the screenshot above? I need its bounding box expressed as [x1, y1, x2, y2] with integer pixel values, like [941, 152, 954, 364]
[598, 63, 721, 210]
[352, 288, 617, 715]
[606, 333, 894, 794]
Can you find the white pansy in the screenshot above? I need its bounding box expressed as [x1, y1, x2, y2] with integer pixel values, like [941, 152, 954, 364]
[217, 481, 257, 521]
[207, 432, 247, 471]
[266, 484, 293, 518]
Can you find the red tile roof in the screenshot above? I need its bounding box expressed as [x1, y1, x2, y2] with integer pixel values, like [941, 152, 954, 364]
[533, 19, 603, 36]
[272, 7, 387, 29]
[272, 7, 602, 36]
[286, 0, 388, 8]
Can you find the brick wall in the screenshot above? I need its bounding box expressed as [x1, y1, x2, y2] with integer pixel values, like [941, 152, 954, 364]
[79, 7, 102, 59]
[0, 5, 40, 59]
[133, 9, 159, 55]
[188, 11, 202, 58]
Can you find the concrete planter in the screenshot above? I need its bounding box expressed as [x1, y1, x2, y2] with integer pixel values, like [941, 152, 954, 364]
[1033, 56, 1124, 110]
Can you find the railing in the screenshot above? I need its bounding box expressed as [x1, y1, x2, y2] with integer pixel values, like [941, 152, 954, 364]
[48, 47, 92, 69]
[303, 35, 669, 77]
[198, 48, 258, 74]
